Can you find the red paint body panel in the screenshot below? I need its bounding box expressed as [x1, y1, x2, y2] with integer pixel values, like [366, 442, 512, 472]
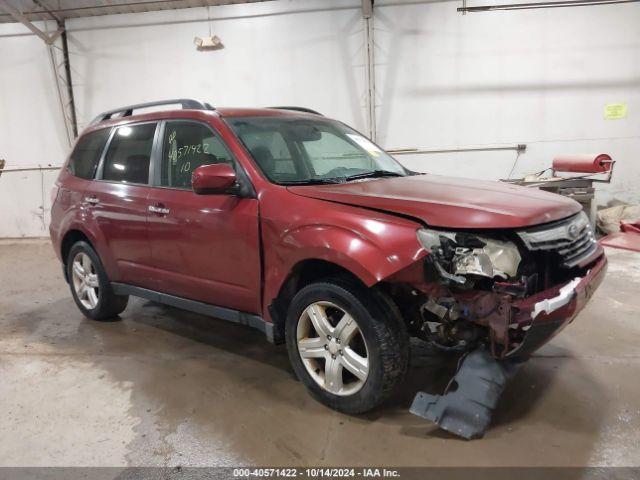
[146, 188, 261, 312]
[289, 174, 582, 229]
[50, 168, 93, 261]
[83, 180, 155, 289]
[258, 187, 426, 318]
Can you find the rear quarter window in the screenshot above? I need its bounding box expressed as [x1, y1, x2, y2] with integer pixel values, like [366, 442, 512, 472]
[68, 128, 110, 180]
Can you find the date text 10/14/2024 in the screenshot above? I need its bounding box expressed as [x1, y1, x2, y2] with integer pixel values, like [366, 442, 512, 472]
[232, 468, 401, 478]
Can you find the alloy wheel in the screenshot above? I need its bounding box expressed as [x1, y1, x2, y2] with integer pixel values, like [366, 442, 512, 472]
[71, 252, 100, 310]
[296, 301, 369, 396]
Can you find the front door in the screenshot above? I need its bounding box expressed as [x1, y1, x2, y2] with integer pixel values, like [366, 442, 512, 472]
[91, 122, 157, 289]
[146, 120, 261, 313]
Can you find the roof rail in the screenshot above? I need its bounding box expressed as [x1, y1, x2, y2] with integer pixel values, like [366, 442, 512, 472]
[269, 106, 323, 115]
[90, 99, 214, 124]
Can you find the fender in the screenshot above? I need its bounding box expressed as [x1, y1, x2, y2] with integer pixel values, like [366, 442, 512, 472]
[261, 219, 427, 319]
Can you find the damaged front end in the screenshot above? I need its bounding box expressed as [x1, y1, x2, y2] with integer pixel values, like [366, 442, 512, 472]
[387, 211, 607, 438]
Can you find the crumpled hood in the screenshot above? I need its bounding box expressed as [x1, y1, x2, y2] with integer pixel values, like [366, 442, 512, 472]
[288, 174, 582, 229]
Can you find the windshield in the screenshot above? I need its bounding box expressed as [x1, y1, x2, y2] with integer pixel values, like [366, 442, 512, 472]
[226, 116, 408, 185]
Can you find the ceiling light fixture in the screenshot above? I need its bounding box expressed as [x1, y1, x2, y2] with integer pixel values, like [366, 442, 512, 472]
[194, 35, 223, 51]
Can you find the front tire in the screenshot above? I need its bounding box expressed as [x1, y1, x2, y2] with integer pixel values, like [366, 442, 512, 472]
[285, 277, 409, 414]
[67, 241, 128, 321]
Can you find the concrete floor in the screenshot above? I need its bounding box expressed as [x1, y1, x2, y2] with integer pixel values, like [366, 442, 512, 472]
[0, 240, 639, 467]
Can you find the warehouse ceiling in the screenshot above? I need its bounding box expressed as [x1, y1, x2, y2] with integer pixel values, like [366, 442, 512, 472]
[0, 0, 272, 23]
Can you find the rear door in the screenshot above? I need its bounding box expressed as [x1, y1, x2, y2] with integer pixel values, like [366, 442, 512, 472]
[146, 119, 261, 313]
[90, 122, 158, 289]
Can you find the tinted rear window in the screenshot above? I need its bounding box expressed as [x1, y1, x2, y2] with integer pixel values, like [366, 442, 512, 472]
[68, 128, 110, 180]
[102, 123, 156, 184]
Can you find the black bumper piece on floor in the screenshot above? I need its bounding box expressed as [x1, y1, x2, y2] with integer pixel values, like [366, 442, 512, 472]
[409, 348, 522, 440]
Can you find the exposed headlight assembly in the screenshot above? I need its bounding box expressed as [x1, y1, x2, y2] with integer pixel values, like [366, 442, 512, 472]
[417, 228, 521, 283]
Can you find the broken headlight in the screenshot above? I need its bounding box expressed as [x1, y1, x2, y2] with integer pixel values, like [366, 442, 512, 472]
[417, 228, 521, 282]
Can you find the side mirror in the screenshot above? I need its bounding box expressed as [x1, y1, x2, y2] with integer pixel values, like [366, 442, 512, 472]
[192, 163, 237, 195]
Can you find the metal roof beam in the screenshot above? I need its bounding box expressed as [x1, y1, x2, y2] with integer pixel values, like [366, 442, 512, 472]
[31, 0, 63, 24]
[0, 1, 63, 44]
[0, 1, 274, 23]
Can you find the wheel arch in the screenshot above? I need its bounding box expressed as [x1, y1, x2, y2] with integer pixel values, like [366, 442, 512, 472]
[56, 217, 119, 281]
[61, 229, 94, 266]
[263, 219, 427, 343]
[268, 258, 373, 345]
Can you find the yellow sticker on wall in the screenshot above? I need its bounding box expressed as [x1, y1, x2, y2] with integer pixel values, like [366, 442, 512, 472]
[604, 103, 628, 120]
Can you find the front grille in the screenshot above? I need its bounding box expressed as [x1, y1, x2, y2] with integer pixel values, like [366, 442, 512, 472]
[517, 212, 598, 268]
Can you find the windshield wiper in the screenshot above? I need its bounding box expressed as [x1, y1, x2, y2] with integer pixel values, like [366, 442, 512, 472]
[280, 171, 404, 185]
[280, 178, 345, 186]
[344, 170, 404, 182]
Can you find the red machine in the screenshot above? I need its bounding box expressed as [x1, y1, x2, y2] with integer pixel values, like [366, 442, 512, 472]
[552, 153, 613, 174]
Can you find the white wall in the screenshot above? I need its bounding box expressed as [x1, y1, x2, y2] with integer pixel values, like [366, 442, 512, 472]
[0, 21, 70, 237]
[0, 22, 70, 165]
[66, 0, 367, 132]
[0, 0, 638, 237]
[374, 0, 640, 205]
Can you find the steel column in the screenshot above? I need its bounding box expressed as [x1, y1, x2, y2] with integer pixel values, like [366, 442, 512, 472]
[35, 0, 78, 144]
[362, 0, 377, 142]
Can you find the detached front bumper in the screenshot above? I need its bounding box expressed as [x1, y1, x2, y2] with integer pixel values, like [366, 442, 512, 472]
[506, 251, 607, 360]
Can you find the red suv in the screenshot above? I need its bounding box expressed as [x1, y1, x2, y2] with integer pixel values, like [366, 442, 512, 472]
[50, 99, 606, 437]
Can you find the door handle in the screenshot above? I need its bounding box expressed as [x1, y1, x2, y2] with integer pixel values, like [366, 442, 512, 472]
[148, 204, 170, 215]
[84, 196, 99, 205]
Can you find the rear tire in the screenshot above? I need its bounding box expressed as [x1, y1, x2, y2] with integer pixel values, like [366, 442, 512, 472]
[285, 277, 408, 414]
[67, 241, 128, 321]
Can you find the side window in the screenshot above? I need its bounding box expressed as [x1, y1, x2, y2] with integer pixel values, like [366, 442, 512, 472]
[68, 128, 110, 180]
[102, 123, 156, 184]
[161, 121, 234, 189]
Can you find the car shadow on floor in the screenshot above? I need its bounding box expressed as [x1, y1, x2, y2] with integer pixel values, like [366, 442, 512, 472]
[132, 298, 293, 374]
